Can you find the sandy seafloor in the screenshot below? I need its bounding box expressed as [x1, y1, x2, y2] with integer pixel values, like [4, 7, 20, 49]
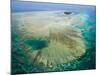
[11, 1, 96, 75]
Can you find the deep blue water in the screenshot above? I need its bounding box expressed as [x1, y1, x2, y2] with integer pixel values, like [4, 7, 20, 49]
[11, 1, 95, 15]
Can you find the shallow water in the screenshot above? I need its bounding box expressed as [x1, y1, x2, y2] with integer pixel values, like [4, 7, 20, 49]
[11, 10, 96, 74]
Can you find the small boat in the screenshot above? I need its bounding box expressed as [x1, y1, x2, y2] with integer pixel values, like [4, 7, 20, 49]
[64, 12, 72, 15]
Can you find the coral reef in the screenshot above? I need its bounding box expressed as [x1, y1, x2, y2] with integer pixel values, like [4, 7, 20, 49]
[12, 11, 86, 67]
